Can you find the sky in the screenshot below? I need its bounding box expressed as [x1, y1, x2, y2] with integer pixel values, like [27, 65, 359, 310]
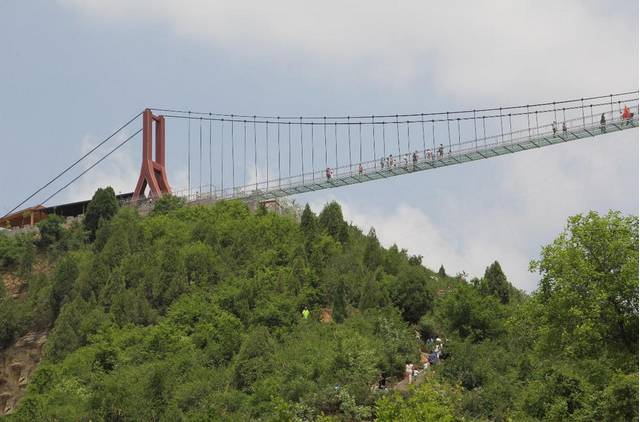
[1, 0, 638, 291]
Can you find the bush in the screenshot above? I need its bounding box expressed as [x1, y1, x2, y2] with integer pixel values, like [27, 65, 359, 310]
[37, 215, 65, 249]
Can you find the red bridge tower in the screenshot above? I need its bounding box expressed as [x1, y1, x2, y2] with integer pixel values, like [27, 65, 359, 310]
[133, 109, 171, 200]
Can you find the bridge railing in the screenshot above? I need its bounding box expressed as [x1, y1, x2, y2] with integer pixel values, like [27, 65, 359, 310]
[124, 93, 638, 206]
[156, 102, 637, 204]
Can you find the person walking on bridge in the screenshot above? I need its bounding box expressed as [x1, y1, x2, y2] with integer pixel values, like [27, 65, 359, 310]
[622, 105, 634, 125]
[600, 113, 606, 132]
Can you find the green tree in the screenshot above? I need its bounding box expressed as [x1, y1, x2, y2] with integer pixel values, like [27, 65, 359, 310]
[438, 264, 446, 277]
[393, 266, 433, 324]
[332, 280, 348, 323]
[51, 255, 79, 316]
[363, 228, 383, 271]
[36, 214, 65, 249]
[437, 282, 503, 342]
[300, 204, 317, 238]
[0, 294, 16, 348]
[318, 202, 348, 244]
[376, 381, 459, 421]
[84, 186, 118, 241]
[180, 241, 219, 286]
[479, 261, 511, 304]
[530, 211, 638, 357]
[359, 270, 388, 310]
[232, 326, 275, 391]
[150, 194, 185, 216]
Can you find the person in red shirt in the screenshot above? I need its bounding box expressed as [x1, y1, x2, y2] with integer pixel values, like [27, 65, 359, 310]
[621, 105, 635, 125]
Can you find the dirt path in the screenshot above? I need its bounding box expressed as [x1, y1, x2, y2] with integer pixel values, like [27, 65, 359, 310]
[391, 368, 429, 392]
[390, 352, 431, 392]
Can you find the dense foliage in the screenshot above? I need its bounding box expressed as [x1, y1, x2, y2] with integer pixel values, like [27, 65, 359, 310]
[0, 188, 637, 421]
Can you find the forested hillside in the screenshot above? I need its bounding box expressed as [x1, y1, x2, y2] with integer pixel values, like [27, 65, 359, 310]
[0, 188, 637, 421]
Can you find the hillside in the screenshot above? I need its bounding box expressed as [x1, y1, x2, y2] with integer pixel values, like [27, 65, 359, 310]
[0, 189, 637, 421]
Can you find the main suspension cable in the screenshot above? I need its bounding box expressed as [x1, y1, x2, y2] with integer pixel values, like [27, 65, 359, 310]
[41, 128, 142, 206]
[2, 111, 142, 218]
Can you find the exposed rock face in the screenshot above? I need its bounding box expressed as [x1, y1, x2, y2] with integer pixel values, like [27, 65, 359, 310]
[0, 330, 48, 415]
[1, 273, 25, 299]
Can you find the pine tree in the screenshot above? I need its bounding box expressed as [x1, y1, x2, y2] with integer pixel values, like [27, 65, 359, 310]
[438, 264, 446, 277]
[300, 204, 317, 237]
[84, 187, 118, 241]
[363, 228, 383, 271]
[332, 280, 347, 323]
[318, 201, 349, 244]
[480, 261, 510, 304]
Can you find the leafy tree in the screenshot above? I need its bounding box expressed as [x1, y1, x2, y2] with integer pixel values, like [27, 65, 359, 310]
[150, 194, 185, 216]
[376, 381, 459, 421]
[600, 372, 638, 421]
[408, 254, 423, 266]
[358, 271, 388, 310]
[318, 202, 348, 244]
[84, 186, 118, 240]
[36, 214, 65, 249]
[180, 241, 219, 286]
[436, 282, 504, 342]
[530, 211, 638, 357]
[51, 255, 79, 316]
[0, 295, 16, 348]
[232, 326, 275, 391]
[0, 234, 21, 270]
[392, 266, 433, 324]
[331, 280, 348, 323]
[363, 228, 383, 271]
[300, 204, 317, 238]
[479, 260, 511, 304]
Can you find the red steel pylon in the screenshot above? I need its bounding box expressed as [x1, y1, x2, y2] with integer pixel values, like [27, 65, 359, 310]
[133, 109, 171, 200]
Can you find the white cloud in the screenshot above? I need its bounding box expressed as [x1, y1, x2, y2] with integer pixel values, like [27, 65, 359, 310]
[58, 0, 637, 100]
[60, 132, 140, 203]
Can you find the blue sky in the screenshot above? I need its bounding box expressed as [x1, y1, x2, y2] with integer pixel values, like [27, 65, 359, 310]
[1, 0, 638, 290]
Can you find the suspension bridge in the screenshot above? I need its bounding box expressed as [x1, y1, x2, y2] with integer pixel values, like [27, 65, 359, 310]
[2, 91, 638, 226]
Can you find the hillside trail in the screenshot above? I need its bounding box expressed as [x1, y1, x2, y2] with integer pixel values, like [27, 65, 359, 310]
[390, 352, 430, 392]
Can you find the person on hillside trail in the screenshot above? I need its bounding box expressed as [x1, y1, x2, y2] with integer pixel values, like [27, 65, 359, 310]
[405, 362, 414, 384]
[378, 373, 387, 390]
[302, 307, 310, 319]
